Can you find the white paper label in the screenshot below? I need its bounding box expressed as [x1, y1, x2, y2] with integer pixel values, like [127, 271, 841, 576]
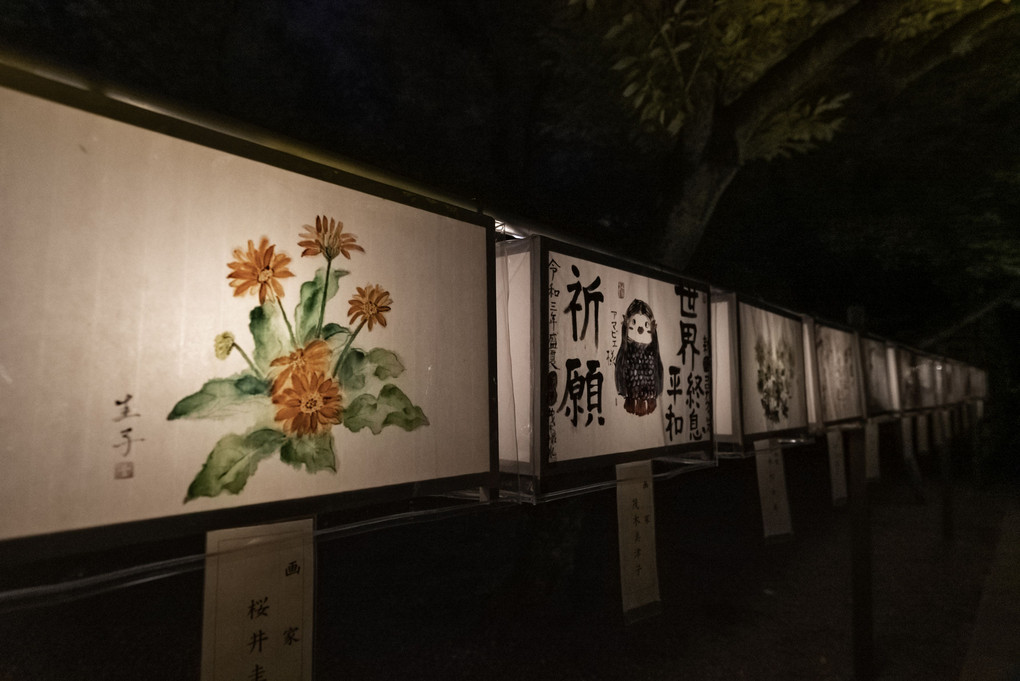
[917, 414, 930, 454]
[754, 440, 793, 538]
[900, 418, 913, 459]
[825, 429, 848, 504]
[202, 519, 315, 681]
[865, 420, 880, 480]
[616, 460, 660, 617]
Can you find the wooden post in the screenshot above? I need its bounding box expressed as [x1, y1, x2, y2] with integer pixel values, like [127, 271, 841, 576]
[847, 427, 873, 681]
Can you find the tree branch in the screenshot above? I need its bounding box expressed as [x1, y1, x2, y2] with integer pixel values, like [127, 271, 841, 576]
[727, 0, 907, 152]
[890, 2, 1016, 92]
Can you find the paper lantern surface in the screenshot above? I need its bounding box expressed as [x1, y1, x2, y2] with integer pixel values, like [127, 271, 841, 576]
[0, 85, 492, 541]
[738, 303, 808, 438]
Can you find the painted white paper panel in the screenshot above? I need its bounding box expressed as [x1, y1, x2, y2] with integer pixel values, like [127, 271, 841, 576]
[815, 325, 863, 423]
[802, 318, 822, 430]
[546, 251, 711, 462]
[0, 86, 490, 540]
[710, 298, 734, 437]
[496, 245, 534, 466]
[917, 356, 937, 409]
[738, 304, 808, 438]
[862, 338, 895, 415]
[885, 345, 901, 412]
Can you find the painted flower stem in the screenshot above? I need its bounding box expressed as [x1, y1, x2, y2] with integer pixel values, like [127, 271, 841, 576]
[232, 343, 264, 380]
[277, 297, 298, 348]
[315, 258, 332, 338]
[333, 320, 366, 378]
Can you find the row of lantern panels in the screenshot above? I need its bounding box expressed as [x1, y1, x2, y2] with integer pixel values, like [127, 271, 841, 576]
[494, 237, 987, 469]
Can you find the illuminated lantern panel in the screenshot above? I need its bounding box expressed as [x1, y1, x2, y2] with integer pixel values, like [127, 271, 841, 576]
[0, 84, 493, 543]
[711, 291, 739, 443]
[917, 355, 937, 409]
[496, 236, 713, 485]
[861, 337, 897, 416]
[814, 324, 864, 425]
[737, 302, 809, 441]
[801, 316, 823, 432]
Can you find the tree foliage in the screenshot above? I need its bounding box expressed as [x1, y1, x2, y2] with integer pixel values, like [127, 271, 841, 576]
[568, 0, 1015, 267]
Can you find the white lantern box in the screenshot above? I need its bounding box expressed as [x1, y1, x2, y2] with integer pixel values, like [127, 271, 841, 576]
[496, 236, 713, 499]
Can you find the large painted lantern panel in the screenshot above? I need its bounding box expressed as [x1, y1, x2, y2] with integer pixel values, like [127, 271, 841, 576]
[0, 84, 493, 542]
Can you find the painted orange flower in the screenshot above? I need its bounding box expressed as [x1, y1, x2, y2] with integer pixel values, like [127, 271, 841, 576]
[269, 340, 333, 393]
[348, 284, 392, 331]
[298, 215, 365, 261]
[272, 370, 343, 436]
[227, 237, 295, 304]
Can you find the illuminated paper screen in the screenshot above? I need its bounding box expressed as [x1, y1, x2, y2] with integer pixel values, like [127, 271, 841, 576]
[496, 243, 534, 466]
[897, 348, 921, 411]
[545, 250, 711, 462]
[814, 325, 864, 423]
[0, 85, 491, 541]
[801, 317, 822, 431]
[710, 293, 737, 439]
[861, 339, 890, 414]
[917, 356, 937, 409]
[968, 366, 988, 399]
[738, 303, 808, 439]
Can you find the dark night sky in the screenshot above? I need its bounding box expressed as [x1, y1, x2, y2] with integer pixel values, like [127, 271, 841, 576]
[1, 0, 1018, 357]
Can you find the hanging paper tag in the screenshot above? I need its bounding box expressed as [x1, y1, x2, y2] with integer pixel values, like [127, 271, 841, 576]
[917, 413, 930, 454]
[754, 439, 793, 539]
[202, 519, 315, 681]
[901, 417, 914, 460]
[865, 420, 880, 480]
[825, 429, 848, 505]
[616, 460, 660, 622]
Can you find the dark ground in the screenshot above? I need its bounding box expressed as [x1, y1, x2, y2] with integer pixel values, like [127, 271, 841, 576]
[0, 424, 1015, 681]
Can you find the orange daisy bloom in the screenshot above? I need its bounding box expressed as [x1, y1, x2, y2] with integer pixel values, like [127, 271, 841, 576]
[272, 370, 343, 436]
[298, 215, 365, 261]
[227, 237, 295, 304]
[348, 284, 392, 331]
[269, 340, 333, 394]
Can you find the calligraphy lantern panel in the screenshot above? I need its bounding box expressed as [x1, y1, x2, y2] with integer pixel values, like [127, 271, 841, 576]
[496, 236, 713, 495]
[0, 78, 495, 547]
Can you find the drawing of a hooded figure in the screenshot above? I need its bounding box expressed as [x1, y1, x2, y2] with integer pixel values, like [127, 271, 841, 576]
[615, 299, 664, 416]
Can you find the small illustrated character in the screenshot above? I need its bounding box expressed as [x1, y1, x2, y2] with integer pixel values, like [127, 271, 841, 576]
[614, 299, 664, 416]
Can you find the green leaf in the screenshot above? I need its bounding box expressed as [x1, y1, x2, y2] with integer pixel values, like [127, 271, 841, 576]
[367, 348, 405, 380]
[184, 428, 286, 501]
[250, 303, 285, 372]
[337, 347, 406, 391]
[295, 265, 348, 344]
[339, 347, 369, 391]
[167, 375, 271, 420]
[321, 322, 348, 340]
[280, 433, 337, 473]
[342, 384, 429, 435]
